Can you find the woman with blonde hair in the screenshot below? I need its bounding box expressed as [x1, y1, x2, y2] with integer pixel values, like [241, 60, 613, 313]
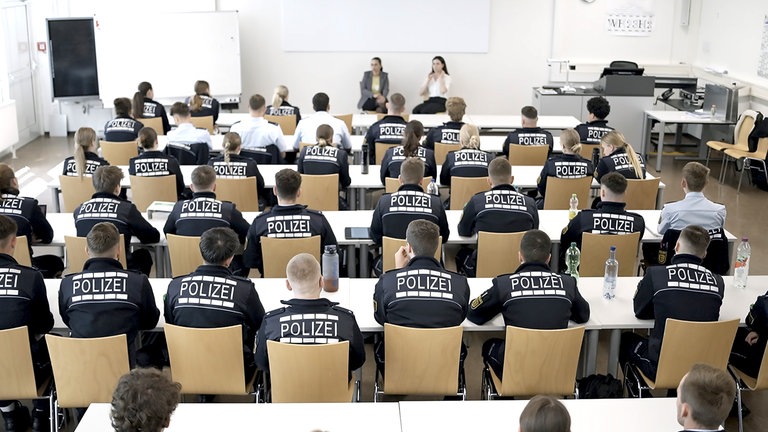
[187, 80, 220, 122]
[380, 120, 436, 184]
[62, 127, 109, 177]
[535, 128, 594, 207]
[297, 124, 352, 208]
[595, 131, 645, 182]
[265, 85, 301, 125]
[207, 132, 266, 202]
[440, 123, 491, 187]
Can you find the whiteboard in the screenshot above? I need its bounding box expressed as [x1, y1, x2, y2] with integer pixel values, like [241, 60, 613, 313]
[281, 0, 490, 53]
[94, 11, 241, 106]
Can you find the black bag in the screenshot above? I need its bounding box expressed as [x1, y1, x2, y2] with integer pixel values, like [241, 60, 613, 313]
[748, 113, 768, 152]
[749, 162, 768, 191]
[577, 374, 623, 398]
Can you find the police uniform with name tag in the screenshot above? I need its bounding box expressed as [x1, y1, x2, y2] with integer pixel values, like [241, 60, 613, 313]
[297, 145, 352, 189]
[0, 193, 54, 247]
[129, 151, 185, 199]
[423, 121, 464, 150]
[537, 153, 595, 198]
[439, 148, 491, 187]
[141, 98, 171, 134]
[731, 290, 768, 377]
[187, 95, 220, 122]
[62, 152, 109, 177]
[207, 154, 267, 198]
[502, 127, 555, 157]
[594, 147, 646, 182]
[575, 120, 613, 144]
[104, 116, 143, 142]
[255, 298, 366, 376]
[363, 115, 408, 164]
[380, 146, 437, 184]
[266, 101, 301, 124]
[369, 184, 450, 247]
[163, 191, 250, 244]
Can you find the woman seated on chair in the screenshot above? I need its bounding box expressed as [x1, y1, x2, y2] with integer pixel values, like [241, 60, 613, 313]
[440, 123, 491, 187]
[129, 127, 187, 199]
[297, 124, 351, 209]
[186, 80, 220, 123]
[132, 81, 171, 134]
[266, 84, 301, 125]
[595, 131, 645, 183]
[62, 127, 109, 177]
[535, 128, 594, 208]
[208, 132, 267, 202]
[358, 57, 389, 113]
[413, 56, 451, 114]
[380, 120, 437, 185]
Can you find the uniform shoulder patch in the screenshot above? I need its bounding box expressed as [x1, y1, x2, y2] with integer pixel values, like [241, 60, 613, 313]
[264, 307, 287, 317]
[470, 294, 484, 310]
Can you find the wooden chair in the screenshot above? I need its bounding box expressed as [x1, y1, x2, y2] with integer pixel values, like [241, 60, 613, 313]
[449, 176, 489, 210]
[382, 236, 441, 273]
[12, 235, 32, 267]
[375, 142, 400, 165]
[129, 175, 178, 212]
[166, 234, 203, 277]
[482, 326, 585, 399]
[376, 113, 409, 122]
[624, 319, 739, 397]
[384, 177, 431, 193]
[730, 342, 768, 432]
[165, 324, 257, 398]
[624, 178, 661, 210]
[706, 110, 759, 175]
[476, 231, 526, 278]
[724, 137, 768, 193]
[189, 115, 214, 134]
[267, 340, 358, 403]
[137, 117, 164, 135]
[64, 235, 126, 274]
[578, 143, 601, 161]
[543, 176, 593, 210]
[215, 177, 259, 212]
[334, 114, 353, 133]
[580, 232, 640, 277]
[265, 114, 296, 135]
[508, 144, 549, 166]
[101, 141, 139, 165]
[260, 236, 321, 278]
[434, 142, 459, 166]
[59, 175, 96, 213]
[299, 174, 339, 211]
[374, 324, 465, 401]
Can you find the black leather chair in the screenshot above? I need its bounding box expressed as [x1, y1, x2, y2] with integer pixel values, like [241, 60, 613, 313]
[164, 142, 210, 165]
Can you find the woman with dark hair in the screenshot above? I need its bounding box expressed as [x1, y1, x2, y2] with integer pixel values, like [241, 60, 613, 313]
[297, 124, 352, 209]
[358, 57, 389, 113]
[187, 80, 220, 122]
[207, 132, 267, 203]
[132, 81, 171, 134]
[413, 56, 451, 114]
[380, 120, 436, 183]
[129, 127, 186, 199]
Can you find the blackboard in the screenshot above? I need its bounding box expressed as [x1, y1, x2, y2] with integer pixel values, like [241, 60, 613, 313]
[47, 18, 99, 100]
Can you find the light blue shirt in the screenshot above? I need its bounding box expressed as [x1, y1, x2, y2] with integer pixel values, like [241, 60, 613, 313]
[229, 117, 288, 152]
[167, 123, 213, 150]
[292, 111, 352, 151]
[658, 191, 726, 234]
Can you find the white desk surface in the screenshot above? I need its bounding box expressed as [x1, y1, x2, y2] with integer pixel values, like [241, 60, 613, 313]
[77, 401, 402, 432]
[644, 109, 736, 124]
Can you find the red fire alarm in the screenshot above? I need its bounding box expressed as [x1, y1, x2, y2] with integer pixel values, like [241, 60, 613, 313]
[37, 42, 46, 53]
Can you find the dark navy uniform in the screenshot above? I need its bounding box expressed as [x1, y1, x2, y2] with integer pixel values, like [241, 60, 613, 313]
[163, 191, 250, 244]
[297, 145, 351, 190]
[104, 116, 143, 142]
[439, 148, 491, 187]
[575, 120, 613, 144]
[423, 121, 464, 150]
[243, 204, 337, 275]
[207, 154, 266, 197]
[140, 98, 171, 134]
[731, 290, 768, 377]
[594, 148, 646, 182]
[369, 184, 450, 246]
[502, 127, 554, 157]
[166, 264, 264, 381]
[129, 151, 185, 199]
[266, 101, 301, 124]
[62, 152, 109, 177]
[363, 115, 407, 164]
[467, 262, 590, 377]
[621, 254, 724, 379]
[537, 154, 594, 198]
[380, 146, 437, 184]
[187, 94, 220, 122]
[0, 193, 64, 277]
[255, 298, 365, 376]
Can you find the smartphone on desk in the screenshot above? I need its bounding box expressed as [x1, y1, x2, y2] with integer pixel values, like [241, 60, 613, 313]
[345, 227, 371, 240]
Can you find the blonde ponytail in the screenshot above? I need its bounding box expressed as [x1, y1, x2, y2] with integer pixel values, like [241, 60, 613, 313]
[73, 127, 97, 178]
[560, 128, 581, 155]
[602, 131, 642, 178]
[459, 123, 480, 149]
[222, 132, 241, 166]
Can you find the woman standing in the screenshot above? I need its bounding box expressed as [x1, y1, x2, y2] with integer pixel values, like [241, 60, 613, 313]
[358, 57, 389, 113]
[413, 56, 451, 114]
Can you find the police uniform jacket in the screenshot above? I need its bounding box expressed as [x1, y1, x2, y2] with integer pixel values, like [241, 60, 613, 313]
[575, 120, 613, 144]
[266, 101, 301, 124]
[423, 121, 464, 150]
[230, 117, 289, 153]
[537, 154, 594, 197]
[467, 262, 590, 328]
[59, 257, 160, 348]
[0, 253, 53, 337]
[595, 147, 646, 182]
[745, 291, 768, 338]
[243, 204, 337, 273]
[128, 151, 185, 198]
[255, 298, 365, 373]
[187, 94, 220, 122]
[634, 254, 724, 364]
[374, 256, 470, 328]
[502, 127, 555, 156]
[380, 146, 437, 184]
[62, 152, 109, 176]
[559, 201, 645, 262]
[104, 115, 143, 142]
[658, 191, 727, 234]
[369, 184, 450, 246]
[363, 115, 407, 165]
[74, 192, 161, 253]
[457, 184, 539, 237]
[140, 98, 171, 134]
[0, 193, 54, 246]
[296, 145, 351, 189]
[207, 154, 266, 194]
[439, 148, 491, 187]
[166, 264, 264, 353]
[163, 191, 250, 244]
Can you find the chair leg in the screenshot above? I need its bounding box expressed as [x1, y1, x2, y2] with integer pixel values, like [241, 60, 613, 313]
[737, 384, 744, 432]
[719, 155, 728, 183]
[705, 147, 711, 167]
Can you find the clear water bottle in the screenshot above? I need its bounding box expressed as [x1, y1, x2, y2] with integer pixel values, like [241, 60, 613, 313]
[568, 194, 579, 220]
[361, 143, 369, 174]
[427, 178, 439, 195]
[566, 242, 580, 280]
[322, 245, 339, 293]
[710, 104, 717, 119]
[603, 246, 618, 300]
[734, 237, 751, 289]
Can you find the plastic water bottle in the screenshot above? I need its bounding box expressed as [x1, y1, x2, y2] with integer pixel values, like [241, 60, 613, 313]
[603, 246, 618, 300]
[566, 242, 580, 280]
[710, 104, 717, 119]
[322, 245, 339, 293]
[734, 237, 751, 289]
[427, 178, 439, 195]
[568, 194, 578, 220]
[361, 143, 369, 174]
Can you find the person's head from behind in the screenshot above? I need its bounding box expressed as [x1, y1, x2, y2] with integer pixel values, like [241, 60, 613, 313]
[600, 172, 627, 203]
[137, 127, 158, 151]
[682, 162, 709, 193]
[272, 85, 289, 107]
[110, 368, 181, 432]
[170, 102, 190, 121]
[114, 98, 133, 118]
[459, 123, 480, 150]
[191, 165, 216, 193]
[86, 222, 121, 260]
[315, 124, 334, 147]
[519, 395, 571, 432]
[387, 93, 406, 114]
[559, 129, 582, 156]
[405, 219, 440, 259]
[398, 157, 425, 187]
[521, 106, 538, 128]
[249, 94, 267, 115]
[676, 363, 735, 430]
[132, 82, 153, 119]
[401, 120, 425, 158]
[285, 253, 323, 298]
[431, 55, 448, 74]
[312, 92, 330, 112]
[587, 96, 610, 120]
[194, 80, 210, 96]
[222, 132, 242, 161]
[676, 225, 711, 259]
[93, 166, 124, 195]
[274, 168, 301, 202]
[73, 127, 99, 178]
[199, 227, 239, 267]
[519, 229, 551, 265]
[0, 163, 19, 195]
[0, 215, 18, 255]
[446, 97, 466, 122]
[488, 157, 512, 187]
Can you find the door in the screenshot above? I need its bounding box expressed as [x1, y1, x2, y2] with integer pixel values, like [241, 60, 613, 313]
[2, 2, 39, 145]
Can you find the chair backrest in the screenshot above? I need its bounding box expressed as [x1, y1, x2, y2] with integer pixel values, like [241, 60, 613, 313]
[383, 323, 463, 396]
[267, 340, 352, 402]
[334, 114, 353, 133]
[164, 142, 209, 165]
[476, 231, 526, 278]
[543, 176, 593, 210]
[733, 110, 759, 149]
[298, 174, 339, 211]
[166, 234, 204, 277]
[624, 178, 660, 210]
[265, 114, 297, 135]
[578, 143, 601, 160]
[165, 324, 248, 395]
[657, 228, 730, 275]
[261, 236, 321, 278]
[652, 319, 739, 389]
[497, 326, 585, 397]
[240, 146, 280, 165]
[376, 113, 409, 122]
[12, 236, 32, 267]
[138, 117, 164, 135]
[736, 337, 768, 391]
[382, 236, 441, 272]
[64, 235, 127, 274]
[375, 142, 400, 165]
[0, 326, 39, 399]
[45, 333, 130, 408]
[449, 176, 489, 210]
[508, 144, 549, 166]
[59, 175, 96, 213]
[434, 142, 459, 166]
[384, 177, 431, 193]
[215, 177, 259, 212]
[580, 232, 640, 277]
[609, 60, 639, 69]
[128, 175, 178, 212]
[189, 115, 214, 134]
[101, 141, 139, 166]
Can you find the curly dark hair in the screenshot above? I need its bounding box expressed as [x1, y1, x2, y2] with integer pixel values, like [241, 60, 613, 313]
[110, 368, 181, 432]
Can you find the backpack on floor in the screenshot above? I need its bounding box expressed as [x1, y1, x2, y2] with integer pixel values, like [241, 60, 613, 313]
[577, 374, 623, 398]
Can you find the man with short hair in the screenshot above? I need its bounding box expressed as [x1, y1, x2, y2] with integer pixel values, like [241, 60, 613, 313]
[110, 368, 181, 432]
[243, 169, 337, 276]
[574, 96, 613, 143]
[620, 225, 725, 383]
[457, 157, 539, 276]
[423, 96, 466, 150]
[292, 92, 352, 151]
[74, 166, 160, 275]
[104, 97, 143, 142]
[230, 94, 289, 157]
[502, 106, 554, 157]
[676, 364, 736, 432]
[659, 162, 726, 234]
[166, 102, 213, 154]
[363, 93, 408, 164]
[166, 227, 265, 383]
[467, 230, 590, 378]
